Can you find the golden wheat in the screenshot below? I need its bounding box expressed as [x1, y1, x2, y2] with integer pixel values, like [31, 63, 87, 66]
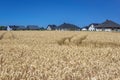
[0, 31, 120, 80]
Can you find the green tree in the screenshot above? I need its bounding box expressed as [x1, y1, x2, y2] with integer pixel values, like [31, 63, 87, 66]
[0, 26, 7, 30]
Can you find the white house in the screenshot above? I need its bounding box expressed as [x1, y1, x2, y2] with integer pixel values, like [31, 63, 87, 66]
[88, 23, 99, 31]
[7, 26, 12, 31]
[47, 26, 52, 30]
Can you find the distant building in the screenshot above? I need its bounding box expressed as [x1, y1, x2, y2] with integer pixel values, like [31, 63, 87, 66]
[7, 25, 26, 31]
[27, 25, 40, 30]
[88, 23, 99, 31]
[8, 25, 18, 30]
[40, 27, 45, 30]
[7, 26, 13, 31]
[16, 26, 26, 30]
[58, 23, 80, 31]
[81, 26, 89, 31]
[95, 20, 120, 31]
[47, 25, 57, 30]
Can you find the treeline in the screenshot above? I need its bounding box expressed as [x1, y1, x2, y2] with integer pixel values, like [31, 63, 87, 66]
[0, 26, 7, 30]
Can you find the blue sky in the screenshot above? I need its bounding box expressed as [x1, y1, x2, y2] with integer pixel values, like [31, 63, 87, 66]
[0, 0, 120, 27]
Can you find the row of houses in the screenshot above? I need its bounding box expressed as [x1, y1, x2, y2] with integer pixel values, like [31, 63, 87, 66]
[0, 19, 120, 31]
[47, 20, 120, 32]
[0, 23, 81, 31]
[81, 20, 120, 31]
[47, 23, 80, 31]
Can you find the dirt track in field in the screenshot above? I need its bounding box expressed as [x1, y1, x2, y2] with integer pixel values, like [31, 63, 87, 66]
[0, 32, 16, 40]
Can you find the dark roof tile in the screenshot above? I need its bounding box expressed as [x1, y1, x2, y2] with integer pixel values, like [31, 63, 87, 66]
[58, 23, 80, 30]
[96, 20, 120, 28]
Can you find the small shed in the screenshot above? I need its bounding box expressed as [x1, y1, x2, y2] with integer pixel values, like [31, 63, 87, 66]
[81, 26, 89, 31]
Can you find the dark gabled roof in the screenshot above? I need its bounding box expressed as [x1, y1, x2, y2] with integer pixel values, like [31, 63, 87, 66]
[9, 25, 17, 28]
[40, 27, 45, 30]
[8, 25, 26, 30]
[95, 20, 120, 28]
[9, 25, 19, 30]
[27, 25, 40, 30]
[47, 25, 57, 30]
[89, 23, 99, 27]
[82, 26, 89, 29]
[16, 26, 26, 30]
[58, 23, 80, 30]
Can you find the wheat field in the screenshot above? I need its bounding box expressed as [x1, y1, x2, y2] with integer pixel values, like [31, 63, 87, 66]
[0, 31, 120, 80]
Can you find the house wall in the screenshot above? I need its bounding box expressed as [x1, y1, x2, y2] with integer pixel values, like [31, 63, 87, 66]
[96, 29, 102, 31]
[88, 25, 95, 31]
[7, 26, 12, 31]
[82, 28, 87, 31]
[47, 26, 52, 30]
[96, 28, 120, 32]
[104, 29, 112, 32]
[117, 29, 120, 32]
[61, 29, 68, 31]
[96, 28, 112, 32]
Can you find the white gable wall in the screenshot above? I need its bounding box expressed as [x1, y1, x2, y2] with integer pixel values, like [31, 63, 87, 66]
[7, 26, 12, 31]
[47, 26, 52, 30]
[88, 25, 95, 31]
